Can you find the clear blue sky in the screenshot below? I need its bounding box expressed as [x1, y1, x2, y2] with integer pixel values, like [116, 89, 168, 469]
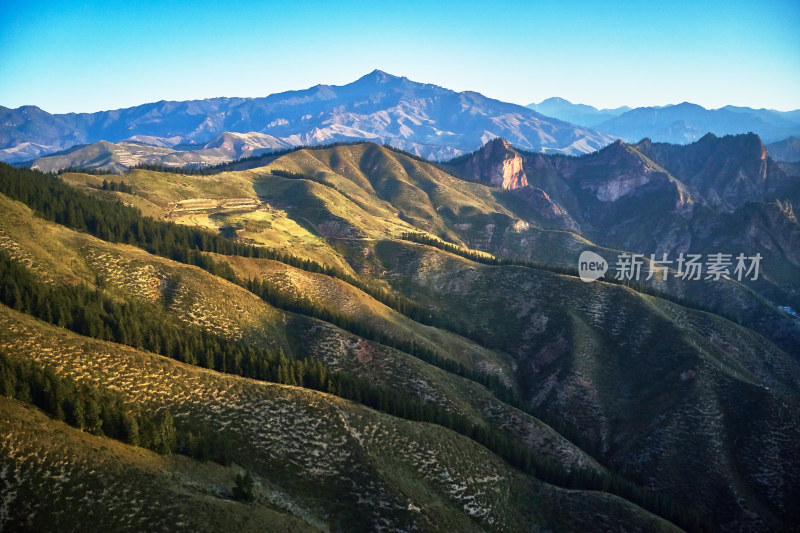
[1, 0, 798, 113]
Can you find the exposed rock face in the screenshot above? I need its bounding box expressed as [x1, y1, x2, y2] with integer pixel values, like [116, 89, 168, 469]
[511, 187, 580, 232]
[635, 133, 794, 211]
[593, 172, 653, 202]
[575, 140, 669, 202]
[463, 138, 528, 189]
[444, 134, 799, 306]
[500, 151, 527, 190]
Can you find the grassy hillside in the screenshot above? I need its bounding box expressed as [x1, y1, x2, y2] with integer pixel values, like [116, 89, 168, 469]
[0, 192, 607, 477]
[0, 306, 676, 532]
[2, 148, 799, 531]
[58, 144, 798, 354]
[0, 398, 315, 532]
[59, 168, 354, 272]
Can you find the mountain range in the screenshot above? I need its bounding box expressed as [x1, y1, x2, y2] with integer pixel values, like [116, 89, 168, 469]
[2, 67, 800, 532]
[527, 97, 631, 127]
[7, 72, 799, 173]
[2, 127, 799, 530]
[529, 98, 800, 148]
[454, 135, 800, 335]
[767, 136, 800, 163]
[0, 70, 615, 164]
[26, 133, 294, 174]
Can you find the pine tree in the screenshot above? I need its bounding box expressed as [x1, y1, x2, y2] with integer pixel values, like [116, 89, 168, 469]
[233, 471, 255, 502]
[157, 412, 177, 455]
[85, 396, 103, 436]
[123, 412, 140, 446]
[72, 398, 86, 430]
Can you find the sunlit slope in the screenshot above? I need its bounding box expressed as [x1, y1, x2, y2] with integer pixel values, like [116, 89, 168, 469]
[0, 193, 602, 471]
[259, 143, 593, 250]
[0, 193, 505, 378]
[0, 194, 289, 350]
[61, 142, 590, 256]
[211, 252, 606, 470]
[0, 306, 676, 532]
[60, 143, 800, 338]
[215, 252, 512, 377]
[59, 168, 356, 273]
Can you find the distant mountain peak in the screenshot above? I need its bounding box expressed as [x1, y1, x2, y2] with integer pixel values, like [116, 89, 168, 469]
[595, 138, 628, 156]
[356, 69, 402, 84]
[540, 97, 574, 105]
[594, 103, 800, 145]
[766, 135, 800, 162]
[527, 99, 630, 128]
[672, 102, 706, 111]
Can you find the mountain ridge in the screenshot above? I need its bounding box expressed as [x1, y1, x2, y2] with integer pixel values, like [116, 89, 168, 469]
[2, 149, 799, 529]
[527, 98, 800, 144]
[527, 97, 630, 127]
[443, 133, 800, 320]
[767, 135, 800, 162]
[0, 71, 615, 163]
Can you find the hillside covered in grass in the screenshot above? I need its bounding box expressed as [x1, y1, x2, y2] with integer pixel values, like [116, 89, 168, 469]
[1, 140, 799, 531]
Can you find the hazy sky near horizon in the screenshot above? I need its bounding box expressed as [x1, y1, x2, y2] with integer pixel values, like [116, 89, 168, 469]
[1, 0, 798, 113]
